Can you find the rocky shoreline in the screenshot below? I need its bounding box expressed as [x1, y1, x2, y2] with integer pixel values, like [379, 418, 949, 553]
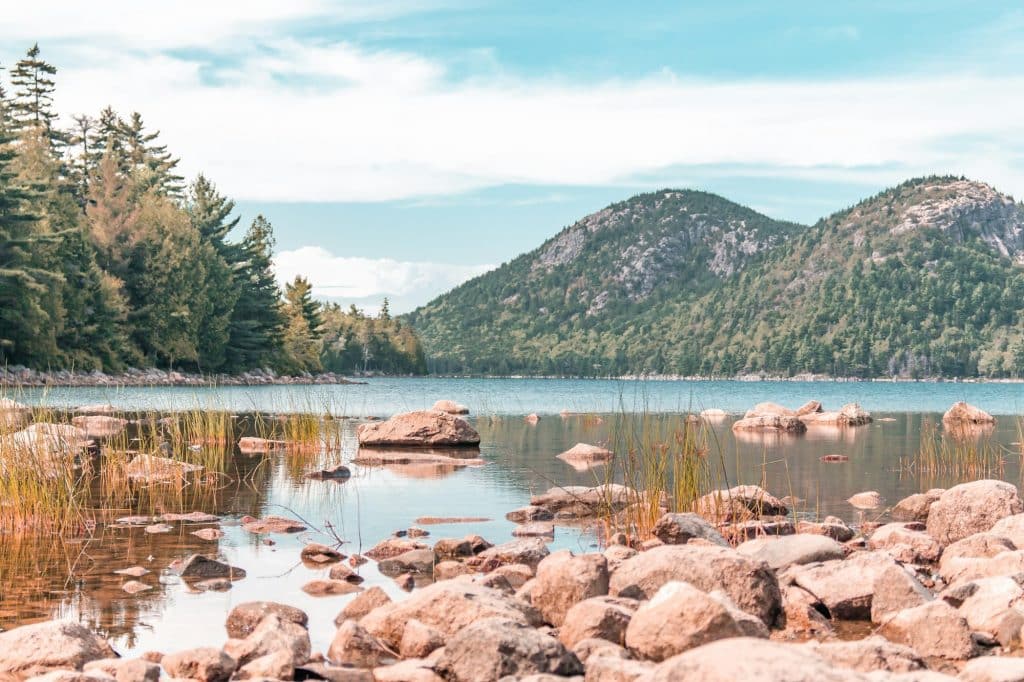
[0, 366, 366, 388]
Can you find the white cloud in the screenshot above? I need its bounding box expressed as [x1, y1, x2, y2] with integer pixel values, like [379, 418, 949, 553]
[273, 246, 493, 312]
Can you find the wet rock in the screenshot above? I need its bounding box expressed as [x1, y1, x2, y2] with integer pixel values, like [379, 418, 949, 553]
[237, 437, 287, 454]
[802, 636, 926, 673]
[892, 490, 944, 523]
[83, 658, 160, 682]
[868, 523, 942, 564]
[927, 480, 1023, 545]
[432, 400, 469, 414]
[241, 515, 307, 534]
[70, 415, 126, 438]
[558, 596, 636, 649]
[799, 403, 872, 427]
[328, 564, 364, 584]
[226, 602, 309, 639]
[359, 580, 542, 650]
[356, 410, 480, 446]
[161, 648, 236, 682]
[788, 551, 899, 620]
[327, 621, 393, 668]
[506, 506, 554, 523]
[877, 600, 976, 660]
[847, 491, 884, 509]
[472, 537, 550, 570]
[124, 454, 203, 482]
[378, 548, 437, 576]
[529, 485, 633, 519]
[302, 580, 363, 597]
[224, 613, 311, 668]
[366, 537, 429, 560]
[399, 619, 445, 659]
[513, 522, 555, 538]
[942, 401, 995, 427]
[694, 485, 788, 521]
[0, 621, 117, 678]
[300, 543, 345, 564]
[625, 581, 765, 662]
[121, 581, 151, 594]
[144, 523, 172, 534]
[530, 551, 609, 626]
[651, 513, 728, 546]
[114, 566, 149, 577]
[556, 443, 613, 469]
[870, 563, 933, 624]
[609, 544, 782, 626]
[171, 554, 246, 580]
[731, 415, 806, 433]
[335, 587, 391, 625]
[435, 617, 582, 682]
[737, 534, 845, 570]
[191, 528, 223, 541]
[304, 465, 351, 481]
[636, 636, 860, 682]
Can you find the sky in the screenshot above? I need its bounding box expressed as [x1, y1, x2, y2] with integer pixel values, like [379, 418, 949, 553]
[4, 1, 1024, 313]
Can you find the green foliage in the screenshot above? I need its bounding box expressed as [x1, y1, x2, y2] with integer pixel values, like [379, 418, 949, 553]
[408, 178, 1024, 379]
[321, 302, 427, 375]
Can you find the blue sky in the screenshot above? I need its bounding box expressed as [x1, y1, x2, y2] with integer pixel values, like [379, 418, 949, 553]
[5, 1, 1024, 312]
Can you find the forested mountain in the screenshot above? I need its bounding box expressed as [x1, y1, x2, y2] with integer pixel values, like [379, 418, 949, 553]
[406, 177, 1024, 378]
[0, 44, 426, 377]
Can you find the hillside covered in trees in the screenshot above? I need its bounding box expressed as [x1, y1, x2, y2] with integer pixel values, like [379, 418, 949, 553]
[406, 177, 1024, 379]
[0, 44, 426, 377]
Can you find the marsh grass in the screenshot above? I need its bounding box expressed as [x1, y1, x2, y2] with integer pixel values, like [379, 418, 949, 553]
[901, 417, 1005, 481]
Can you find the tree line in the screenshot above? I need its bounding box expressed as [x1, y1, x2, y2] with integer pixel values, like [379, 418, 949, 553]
[0, 44, 426, 376]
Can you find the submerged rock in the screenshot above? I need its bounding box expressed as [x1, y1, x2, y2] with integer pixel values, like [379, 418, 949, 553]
[356, 410, 480, 446]
[172, 555, 246, 581]
[70, 415, 127, 438]
[124, 454, 203, 482]
[556, 443, 614, 469]
[237, 437, 287, 454]
[241, 515, 307, 534]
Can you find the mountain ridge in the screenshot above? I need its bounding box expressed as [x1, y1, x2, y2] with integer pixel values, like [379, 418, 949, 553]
[405, 176, 1024, 378]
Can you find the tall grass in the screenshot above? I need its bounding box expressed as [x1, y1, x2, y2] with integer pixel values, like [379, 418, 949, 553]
[901, 417, 1004, 481]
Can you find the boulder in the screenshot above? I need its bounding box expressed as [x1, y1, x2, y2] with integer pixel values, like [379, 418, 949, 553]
[329, 563, 364, 584]
[847, 491, 884, 509]
[939, 533, 1016, 578]
[625, 581, 766, 662]
[82, 658, 160, 682]
[990, 514, 1024, 548]
[797, 517, 856, 543]
[377, 548, 437, 576]
[635, 637, 866, 682]
[556, 443, 613, 469]
[234, 650, 293, 680]
[796, 400, 823, 416]
[70, 415, 126, 438]
[585, 655, 654, 681]
[951, 576, 1024, 647]
[799, 403, 872, 427]
[300, 543, 345, 564]
[432, 400, 469, 415]
[327, 621, 392, 668]
[780, 584, 834, 639]
[171, 554, 246, 580]
[124, 454, 202, 482]
[356, 411, 480, 446]
[737, 534, 845, 570]
[530, 551, 609, 626]
[572, 638, 630, 665]
[603, 545, 639, 572]
[927, 480, 1023, 545]
[789, 551, 900, 620]
[336, 586, 391, 625]
[359, 580, 542, 650]
[433, 560, 475, 581]
[223, 614, 311, 668]
[609, 544, 782, 626]
[651, 513, 728, 546]
[367, 537, 429, 560]
[302, 579, 362, 597]
[506, 506, 555, 523]
[399, 619, 445, 659]
[870, 563, 933, 624]
[530, 485, 634, 519]
[434, 617, 582, 682]
[513, 522, 555, 537]
[694, 485, 788, 521]
[941, 550, 1024, 588]
[942, 401, 995, 427]
[489, 564, 534, 589]
[558, 596, 636, 649]
[0, 621, 117, 677]
[373, 659, 444, 682]
[891, 490, 944, 523]
[161, 648, 236, 682]
[802, 636, 926, 674]
[745, 402, 796, 418]
[876, 600, 976, 660]
[472, 538, 550, 570]
[959, 657, 1024, 682]
[867, 524, 941, 564]
[226, 602, 309, 639]
[730, 415, 806, 433]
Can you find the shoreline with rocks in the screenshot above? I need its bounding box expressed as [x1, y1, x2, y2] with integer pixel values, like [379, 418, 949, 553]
[0, 366, 367, 388]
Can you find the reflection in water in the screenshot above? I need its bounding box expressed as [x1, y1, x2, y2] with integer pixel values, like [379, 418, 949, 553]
[0, 411, 1022, 657]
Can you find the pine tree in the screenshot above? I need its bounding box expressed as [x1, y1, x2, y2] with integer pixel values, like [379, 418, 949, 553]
[121, 112, 183, 197]
[9, 44, 63, 150]
[282, 275, 323, 373]
[285, 275, 323, 338]
[67, 114, 95, 202]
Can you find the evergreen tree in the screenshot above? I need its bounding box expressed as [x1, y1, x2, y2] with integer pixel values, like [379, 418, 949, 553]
[281, 275, 323, 372]
[224, 215, 285, 370]
[9, 44, 63, 150]
[285, 275, 323, 338]
[121, 112, 183, 197]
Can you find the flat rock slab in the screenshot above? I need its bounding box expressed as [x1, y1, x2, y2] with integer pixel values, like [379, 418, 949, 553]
[736, 534, 846, 570]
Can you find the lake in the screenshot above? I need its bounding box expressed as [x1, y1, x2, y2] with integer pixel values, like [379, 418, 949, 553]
[1, 378, 1023, 657]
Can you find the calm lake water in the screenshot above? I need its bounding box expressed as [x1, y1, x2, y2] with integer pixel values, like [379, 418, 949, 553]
[1, 379, 1023, 657]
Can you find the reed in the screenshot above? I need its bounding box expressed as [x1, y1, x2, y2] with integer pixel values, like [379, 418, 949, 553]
[902, 417, 1004, 481]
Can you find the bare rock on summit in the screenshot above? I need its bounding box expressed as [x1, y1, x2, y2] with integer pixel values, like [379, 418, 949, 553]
[356, 410, 480, 446]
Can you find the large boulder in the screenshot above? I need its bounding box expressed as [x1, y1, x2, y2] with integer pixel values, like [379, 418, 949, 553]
[876, 600, 976, 660]
[926, 480, 1022, 545]
[745, 402, 796, 418]
[788, 551, 900, 620]
[942, 401, 995, 427]
[336, 587, 392, 624]
[226, 602, 309, 639]
[0, 621, 117, 678]
[736, 534, 845, 571]
[327, 621, 393, 668]
[609, 544, 782, 626]
[223, 614, 311, 669]
[530, 551, 609, 626]
[651, 513, 728, 546]
[625, 581, 766, 662]
[938, 533, 1016, 580]
[694, 485, 788, 521]
[435, 617, 582, 682]
[635, 637, 868, 682]
[891, 489, 945, 523]
[870, 563, 933, 624]
[558, 596, 637, 649]
[356, 411, 480, 446]
[941, 549, 1024, 588]
[359, 580, 542, 649]
[799, 403, 872, 427]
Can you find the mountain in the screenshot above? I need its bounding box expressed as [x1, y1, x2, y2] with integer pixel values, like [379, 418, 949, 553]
[405, 176, 1024, 378]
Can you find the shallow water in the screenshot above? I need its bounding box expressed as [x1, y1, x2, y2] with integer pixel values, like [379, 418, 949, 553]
[0, 385, 1023, 657]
